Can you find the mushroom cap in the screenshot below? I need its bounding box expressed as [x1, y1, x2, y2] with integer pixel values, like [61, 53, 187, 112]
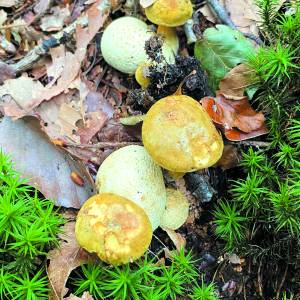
[100, 16, 177, 74]
[96, 145, 167, 230]
[145, 0, 193, 27]
[160, 188, 189, 230]
[142, 95, 224, 172]
[75, 193, 152, 265]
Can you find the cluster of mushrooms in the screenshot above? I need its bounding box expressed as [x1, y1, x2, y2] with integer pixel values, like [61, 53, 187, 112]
[75, 0, 224, 266]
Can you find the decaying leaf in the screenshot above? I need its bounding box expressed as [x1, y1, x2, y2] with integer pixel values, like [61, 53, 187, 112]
[224, 125, 268, 141]
[64, 292, 94, 300]
[201, 94, 265, 131]
[48, 222, 94, 300]
[0, 75, 44, 117]
[0, 117, 94, 208]
[195, 25, 255, 91]
[0, 61, 15, 84]
[0, 0, 17, 8]
[219, 64, 255, 100]
[216, 145, 241, 170]
[163, 228, 186, 251]
[40, 6, 70, 32]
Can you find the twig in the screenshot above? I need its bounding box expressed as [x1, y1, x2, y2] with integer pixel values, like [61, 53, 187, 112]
[10, 16, 88, 74]
[66, 141, 142, 149]
[275, 264, 288, 300]
[206, 0, 264, 45]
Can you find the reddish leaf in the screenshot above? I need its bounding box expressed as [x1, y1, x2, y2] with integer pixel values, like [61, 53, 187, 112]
[201, 94, 267, 141]
[225, 125, 268, 141]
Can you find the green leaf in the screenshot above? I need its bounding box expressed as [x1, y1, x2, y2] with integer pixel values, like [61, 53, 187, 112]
[194, 25, 255, 91]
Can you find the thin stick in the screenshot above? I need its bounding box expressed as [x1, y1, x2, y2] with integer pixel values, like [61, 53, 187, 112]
[206, 0, 264, 45]
[229, 141, 271, 148]
[66, 141, 142, 149]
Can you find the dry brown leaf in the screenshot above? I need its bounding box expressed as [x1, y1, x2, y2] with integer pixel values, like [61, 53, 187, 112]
[78, 111, 108, 144]
[40, 6, 70, 32]
[0, 75, 44, 116]
[219, 64, 254, 100]
[0, 9, 7, 25]
[0, 0, 16, 8]
[224, 125, 268, 141]
[201, 94, 266, 133]
[216, 144, 240, 170]
[48, 222, 94, 300]
[163, 228, 186, 251]
[0, 61, 15, 84]
[34, 0, 52, 15]
[0, 117, 94, 208]
[64, 292, 94, 300]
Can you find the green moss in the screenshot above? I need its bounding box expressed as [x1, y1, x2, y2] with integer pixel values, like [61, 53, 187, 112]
[0, 150, 64, 299]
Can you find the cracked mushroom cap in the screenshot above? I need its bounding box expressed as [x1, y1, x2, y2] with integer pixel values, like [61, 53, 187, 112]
[100, 16, 177, 74]
[142, 95, 224, 173]
[96, 145, 167, 230]
[75, 193, 152, 265]
[145, 0, 193, 27]
[160, 188, 189, 230]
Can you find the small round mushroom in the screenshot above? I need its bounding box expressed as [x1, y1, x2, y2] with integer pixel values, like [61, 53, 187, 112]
[160, 188, 189, 230]
[96, 145, 167, 230]
[142, 95, 224, 173]
[100, 16, 178, 74]
[144, 0, 193, 27]
[75, 193, 152, 265]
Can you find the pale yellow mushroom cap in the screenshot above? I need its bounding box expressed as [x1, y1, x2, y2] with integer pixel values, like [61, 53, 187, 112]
[75, 193, 152, 265]
[145, 0, 193, 27]
[160, 188, 189, 230]
[100, 16, 177, 74]
[142, 95, 224, 172]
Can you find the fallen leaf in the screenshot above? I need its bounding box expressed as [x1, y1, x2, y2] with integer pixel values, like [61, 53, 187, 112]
[0, 75, 44, 117]
[48, 222, 94, 300]
[194, 25, 255, 91]
[0, 0, 16, 8]
[0, 117, 94, 208]
[64, 292, 94, 300]
[40, 6, 70, 32]
[201, 94, 266, 133]
[78, 111, 108, 144]
[219, 64, 255, 100]
[224, 125, 268, 141]
[0, 61, 15, 84]
[163, 228, 186, 251]
[0, 9, 7, 25]
[34, 0, 52, 15]
[216, 145, 241, 170]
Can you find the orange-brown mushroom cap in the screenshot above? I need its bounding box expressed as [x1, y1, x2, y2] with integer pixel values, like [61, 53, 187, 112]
[142, 95, 224, 172]
[75, 193, 152, 265]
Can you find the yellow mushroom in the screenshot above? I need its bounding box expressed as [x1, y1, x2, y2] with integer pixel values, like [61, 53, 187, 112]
[160, 188, 189, 230]
[142, 94, 224, 173]
[145, 0, 193, 27]
[75, 193, 152, 266]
